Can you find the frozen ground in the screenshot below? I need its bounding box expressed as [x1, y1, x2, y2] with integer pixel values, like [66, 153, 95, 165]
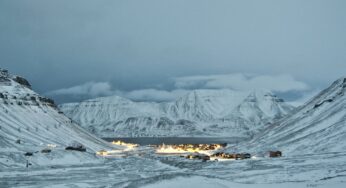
[1, 147, 346, 188]
[142, 176, 346, 188]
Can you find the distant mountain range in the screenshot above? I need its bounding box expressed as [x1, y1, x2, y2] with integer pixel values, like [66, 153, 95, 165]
[60, 89, 294, 138]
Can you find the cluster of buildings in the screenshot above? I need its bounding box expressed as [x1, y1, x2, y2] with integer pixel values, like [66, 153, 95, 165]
[185, 151, 283, 162]
[157, 143, 227, 153]
[96, 150, 110, 156]
[96, 140, 282, 161]
[186, 154, 210, 161]
[210, 152, 251, 160]
[111, 140, 139, 148]
[96, 140, 139, 157]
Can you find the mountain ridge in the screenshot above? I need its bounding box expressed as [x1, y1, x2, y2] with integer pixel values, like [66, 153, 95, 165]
[238, 76, 346, 155]
[60, 88, 294, 137]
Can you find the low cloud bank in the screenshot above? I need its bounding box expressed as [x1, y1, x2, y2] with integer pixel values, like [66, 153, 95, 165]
[47, 73, 312, 103]
[174, 73, 309, 92]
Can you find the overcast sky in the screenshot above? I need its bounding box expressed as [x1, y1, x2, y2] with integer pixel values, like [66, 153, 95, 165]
[1, 0, 345, 104]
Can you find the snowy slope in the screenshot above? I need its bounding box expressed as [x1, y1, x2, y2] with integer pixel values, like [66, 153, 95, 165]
[228, 90, 294, 130]
[243, 77, 346, 155]
[60, 89, 294, 138]
[163, 90, 249, 121]
[0, 69, 118, 168]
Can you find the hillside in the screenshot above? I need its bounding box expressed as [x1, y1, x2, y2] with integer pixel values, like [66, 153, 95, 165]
[0, 69, 118, 168]
[240, 77, 346, 155]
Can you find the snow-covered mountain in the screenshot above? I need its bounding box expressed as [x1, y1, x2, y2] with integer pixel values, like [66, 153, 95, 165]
[60, 89, 294, 138]
[0, 69, 117, 168]
[243, 77, 346, 155]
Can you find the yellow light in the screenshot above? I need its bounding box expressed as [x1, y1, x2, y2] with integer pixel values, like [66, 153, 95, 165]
[96, 150, 109, 156]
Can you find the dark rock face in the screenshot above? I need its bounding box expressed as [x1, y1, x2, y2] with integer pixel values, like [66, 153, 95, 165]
[313, 99, 334, 109]
[24, 152, 33, 156]
[14, 76, 32, 89]
[175, 119, 194, 126]
[65, 146, 86, 152]
[0, 77, 11, 83]
[157, 117, 174, 128]
[0, 69, 8, 73]
[0, 69, 9, 78]
[343, 78, 346, 88]
[41, 148, 52, 153]
[38, 97, 56, 107]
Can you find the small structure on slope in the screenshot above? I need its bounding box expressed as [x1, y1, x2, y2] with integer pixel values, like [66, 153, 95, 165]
[269, 151, 282, 158]
[65, 141, 86, 152]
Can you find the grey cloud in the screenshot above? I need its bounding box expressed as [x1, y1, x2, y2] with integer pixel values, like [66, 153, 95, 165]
[47, 81, 189, 102]
[1, 0, 345, 103]
[286, 89, 322, 107]
[47, 82, 113, 97]
[48, 73, 311, 103]
[175, 74, 309, 92]
[124, 89, 189, 102]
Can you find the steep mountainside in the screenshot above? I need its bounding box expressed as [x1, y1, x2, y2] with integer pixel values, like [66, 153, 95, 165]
[60, 89, 294, 138]
[0, 69, 117, 168]
[242, 77, 346, 155]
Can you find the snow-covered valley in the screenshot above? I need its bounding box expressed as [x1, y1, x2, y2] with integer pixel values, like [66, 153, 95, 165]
[1, 68, 346, 188]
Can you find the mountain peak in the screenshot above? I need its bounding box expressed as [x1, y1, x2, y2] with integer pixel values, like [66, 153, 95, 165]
[0, 68, 32, 89]
[230, 89, 293, 127]
[243, 89, 285, 103]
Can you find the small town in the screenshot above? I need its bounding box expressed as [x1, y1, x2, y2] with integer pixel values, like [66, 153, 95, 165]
[154, 142, 283, 162]
[111, 140, 139, 148]
[156, 143, 227, 154]
[95, 140, 284, 162]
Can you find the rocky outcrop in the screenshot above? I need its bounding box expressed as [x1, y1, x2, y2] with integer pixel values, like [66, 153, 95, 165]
[14, 76, 31, 89]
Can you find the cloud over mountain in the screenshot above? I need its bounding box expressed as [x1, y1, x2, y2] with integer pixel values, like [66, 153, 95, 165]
[47, 73, 310, 103]
[174, 73, 309, 92]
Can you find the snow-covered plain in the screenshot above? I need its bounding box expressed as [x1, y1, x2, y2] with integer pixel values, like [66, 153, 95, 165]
[143, 176, 346, 188]
[1, 148, 346, 187]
